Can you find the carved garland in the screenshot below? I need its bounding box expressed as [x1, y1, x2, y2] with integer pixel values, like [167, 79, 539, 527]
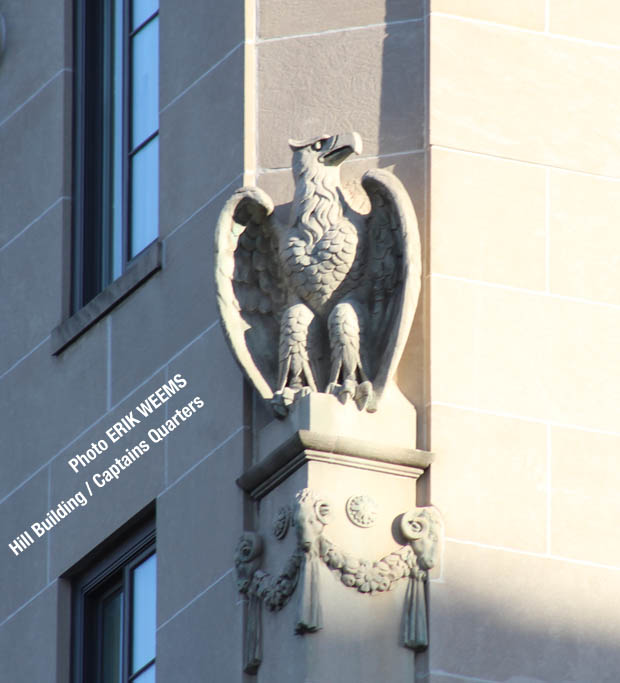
[234, 489, 441, 674]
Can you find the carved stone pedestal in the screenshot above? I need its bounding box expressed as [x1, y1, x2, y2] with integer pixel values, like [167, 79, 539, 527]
[235, 390, 436, 682]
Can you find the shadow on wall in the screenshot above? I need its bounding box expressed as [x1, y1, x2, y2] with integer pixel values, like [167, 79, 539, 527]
[379, 3, 620, 683]
[378, 0, 428, 449]
[427, 542, 620, 683]
[377, 3, 432, 680]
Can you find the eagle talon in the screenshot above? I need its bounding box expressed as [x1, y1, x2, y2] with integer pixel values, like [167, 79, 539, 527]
[338, 379, 357, 405]
[281, 387, 295, 405]
[326, 382, 341, 397]
[271, 388, 296, 419]
[354, 381, 373, 411]
[270, 394, 288, 419]
[290, 386, 312, 406]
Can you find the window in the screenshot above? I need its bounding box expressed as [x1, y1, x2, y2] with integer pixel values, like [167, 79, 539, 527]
[72, 521, 156, 683]
[73, 0, 159, 310]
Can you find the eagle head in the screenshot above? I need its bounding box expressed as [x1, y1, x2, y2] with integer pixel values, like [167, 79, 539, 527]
[288, 132, 363, 181]
[287, 132, 363, 247]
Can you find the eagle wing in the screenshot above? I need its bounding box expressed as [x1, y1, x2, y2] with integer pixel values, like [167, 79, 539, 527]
[361, 169, 421, 402]
[214, 187, 286, 400]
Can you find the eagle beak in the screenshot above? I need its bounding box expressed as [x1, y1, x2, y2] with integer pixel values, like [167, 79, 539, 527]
[321, 132, 363, 166]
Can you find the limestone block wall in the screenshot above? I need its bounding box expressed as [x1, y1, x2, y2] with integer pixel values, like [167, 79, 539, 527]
[1, 1, 248, 680]
[428, 2, 620, 681]
[253, 0, 430, 440]
[4, 0, 618, 681]
[0, 1, 430, 681]
[248, 2, 432, 678]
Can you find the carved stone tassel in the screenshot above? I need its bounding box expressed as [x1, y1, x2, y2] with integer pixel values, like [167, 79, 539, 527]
[403, 573, 428, 651]
[295, 553, 322, 633]
[244, 593, 262, 674]
[234, 532, 265, 674]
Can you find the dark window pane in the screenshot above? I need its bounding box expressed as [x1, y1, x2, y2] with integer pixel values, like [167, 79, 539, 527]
[102, 590, 123, 683]
[130, 136, 158, 258]
[132, 0, 158, 31]
[131, 553, 156, 673]
[110, 0, 124, 280]
[131, 17, 159, 148]
[132, 663, 155, 683]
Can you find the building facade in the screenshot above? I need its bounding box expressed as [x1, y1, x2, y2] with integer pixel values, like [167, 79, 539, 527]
[2, 0, 620, 681]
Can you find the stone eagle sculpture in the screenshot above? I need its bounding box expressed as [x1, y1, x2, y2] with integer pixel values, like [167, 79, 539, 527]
[214, 132, 420, 417]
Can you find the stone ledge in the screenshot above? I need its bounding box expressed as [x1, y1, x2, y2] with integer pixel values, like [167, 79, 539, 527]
[51, 240, 162, 354]
[239, 389, 431, 499]
[237, 437, 433, 499]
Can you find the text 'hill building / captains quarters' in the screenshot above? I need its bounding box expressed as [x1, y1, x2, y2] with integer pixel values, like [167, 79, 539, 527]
[2, 2, 620, 682]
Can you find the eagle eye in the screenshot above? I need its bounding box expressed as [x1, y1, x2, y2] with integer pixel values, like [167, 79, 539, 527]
[313, 140, 324, 151]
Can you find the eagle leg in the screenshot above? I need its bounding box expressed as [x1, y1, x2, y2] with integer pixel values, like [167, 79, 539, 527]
[271, 303, 318, 418]
[326, 300, 374, 411]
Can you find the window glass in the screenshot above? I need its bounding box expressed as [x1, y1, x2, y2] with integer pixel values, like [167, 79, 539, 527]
[73, 518, 155, 683]
[132, 0, 158, 31]
[130, 136, 159, 258]
[131, 17, 159, 148]
[132, 665, 156, 683]
[131, 553, 157, 673]
[74, 0, 159, 311]
[110, 0, 125, 280]
[102, 590, 123, 683]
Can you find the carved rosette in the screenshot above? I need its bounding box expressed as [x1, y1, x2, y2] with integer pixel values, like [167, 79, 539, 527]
[345, 494, 378, 528]
[272, 505, 291, 540]
[234, 489, 442, 673]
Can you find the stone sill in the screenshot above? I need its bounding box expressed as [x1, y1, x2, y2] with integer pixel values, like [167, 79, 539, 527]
[51, 240, 162, 355]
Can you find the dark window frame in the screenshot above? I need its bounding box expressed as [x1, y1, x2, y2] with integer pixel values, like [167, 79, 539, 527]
[71, 518, 156, 683]
[72, 0, 160, 312]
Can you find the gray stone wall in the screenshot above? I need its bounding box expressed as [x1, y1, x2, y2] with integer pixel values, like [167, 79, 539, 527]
[2, 0, 426, 681]
[5, 1, 620, 683]
[427, 2, 620, 682]
[1, 0, 248, 679]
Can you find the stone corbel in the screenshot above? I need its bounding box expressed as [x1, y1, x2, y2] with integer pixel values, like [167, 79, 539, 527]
[234, 488, 442, 674]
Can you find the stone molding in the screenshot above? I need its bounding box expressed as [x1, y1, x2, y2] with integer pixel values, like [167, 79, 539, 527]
[238, 437, 433, 500]
[52, 240, 162, 354]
